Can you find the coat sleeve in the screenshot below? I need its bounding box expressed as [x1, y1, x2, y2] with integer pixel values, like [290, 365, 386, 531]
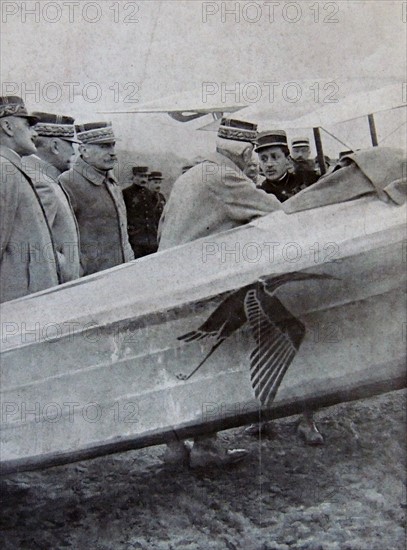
[207, 166, 281, 220]
[0, 160, 19, 261]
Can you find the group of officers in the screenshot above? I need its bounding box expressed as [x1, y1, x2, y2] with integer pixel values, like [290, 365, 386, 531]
[3, 95, 404, 468]
[0, 95, 330, 305]
[0, 96, 168, 303]
[0, 96, 333, 468]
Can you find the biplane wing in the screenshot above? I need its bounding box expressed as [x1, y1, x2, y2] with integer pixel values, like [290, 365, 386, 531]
[199, 81, 406, 135]
[284, 83, 406, 129]
[216, 81, 407, 174]
[100, 79, 340, 123]
[101, 88, 246, 122]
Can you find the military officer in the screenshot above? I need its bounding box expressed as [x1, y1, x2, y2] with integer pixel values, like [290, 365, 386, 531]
[290, 137, 319, 186]
[158, 118, 282, 467]
[123, 166, 163, 259]
[147, 170, 166, 212]
[59, 122, 134, 275]
[23, 112, 81, 282]
[256, 130, 313, 202]
[147, 170, 162, 193]
[0, 96, 59, 302]
[252, 130, 324, 445]
[159, 118, 280, 250]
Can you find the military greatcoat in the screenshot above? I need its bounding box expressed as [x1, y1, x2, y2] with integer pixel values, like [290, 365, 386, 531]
[0, 146, 59, 302]
[59, 157, 134, 275]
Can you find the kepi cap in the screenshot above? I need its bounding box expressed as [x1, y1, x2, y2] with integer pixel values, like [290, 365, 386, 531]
[218, 118, 258, 143]
[148, 171, 163, 180]
[0, 96, 39, 125]
[32, 112, 79, 143]
[75, 121, 115, 144]
[255, 130, 288, 152]
[132, 166, 149, 175]
[291, 137, 310, 148]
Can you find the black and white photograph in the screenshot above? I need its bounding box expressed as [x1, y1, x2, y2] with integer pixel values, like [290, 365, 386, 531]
[0, 1, 406, 548]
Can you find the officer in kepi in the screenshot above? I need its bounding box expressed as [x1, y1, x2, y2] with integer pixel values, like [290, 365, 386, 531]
[256, 130, 309, 201]
[147, 170, 163, 193]
[0, 96, 60, 302]
[123, 166, 163, 259]
[147, 170, 166, 211]
[23, 112, 81, 282]
[59, 121, 134, 275]
[290, 137, 319, 186]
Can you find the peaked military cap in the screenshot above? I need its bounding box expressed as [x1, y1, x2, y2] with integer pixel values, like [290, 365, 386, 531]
[217, 118, 258, 143]
[75, 121, 115, 144]
[32, 112, 79, 143]
[291, 137, 310, 148]
[255, 130, 288, 152]
[0, 96, 39, 125]
[132, 166, 149, 175]
[148, 171, 163, 180]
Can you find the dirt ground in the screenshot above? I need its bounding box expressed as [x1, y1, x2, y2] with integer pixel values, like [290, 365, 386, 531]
[1, 390, 406, 550]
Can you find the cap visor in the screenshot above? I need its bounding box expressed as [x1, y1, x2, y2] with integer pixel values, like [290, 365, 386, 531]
[61, 137, 81, 144]
[14, 114, 40, 126]
[254, 142, 287, 152]
[84, 138, 116, 145]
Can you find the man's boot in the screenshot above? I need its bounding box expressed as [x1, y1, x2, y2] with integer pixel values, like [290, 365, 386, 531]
[162, 440, 190, 466]
[297, 412, 324, 446]
[189, 434, 248, 468]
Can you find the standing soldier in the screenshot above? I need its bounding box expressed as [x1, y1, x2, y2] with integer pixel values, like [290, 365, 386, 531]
[0, 96, 59, 302]
[158, 118, 281, 467]
[23, 112, 81, 282]
[290, 137, 319, 186]
[59, 122, 134, 275]
[147, 170, 166, 215]
[123, 167, 163, 259]
[256, 130, 312, 202]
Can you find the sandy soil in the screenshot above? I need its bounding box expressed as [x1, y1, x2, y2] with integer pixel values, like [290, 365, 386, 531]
[1, 390, 406, 550]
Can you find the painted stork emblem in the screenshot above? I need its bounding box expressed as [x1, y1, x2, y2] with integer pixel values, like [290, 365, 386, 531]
[177, 272, 336, 407]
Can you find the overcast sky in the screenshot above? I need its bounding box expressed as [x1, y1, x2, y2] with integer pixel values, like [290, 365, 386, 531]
[1, 0, 406, 157]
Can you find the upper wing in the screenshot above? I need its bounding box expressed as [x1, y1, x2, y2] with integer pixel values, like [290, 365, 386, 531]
[244, 289, 305, 408]
[100, 88, 246, 117]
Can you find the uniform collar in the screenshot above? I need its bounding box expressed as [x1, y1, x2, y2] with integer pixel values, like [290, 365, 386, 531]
[125, 182, 153, 195]
[264, 172, 289, 187]
[275, 171, 289, 183]
[0, 145, 22, 168]
[73, 156, 116, 186]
